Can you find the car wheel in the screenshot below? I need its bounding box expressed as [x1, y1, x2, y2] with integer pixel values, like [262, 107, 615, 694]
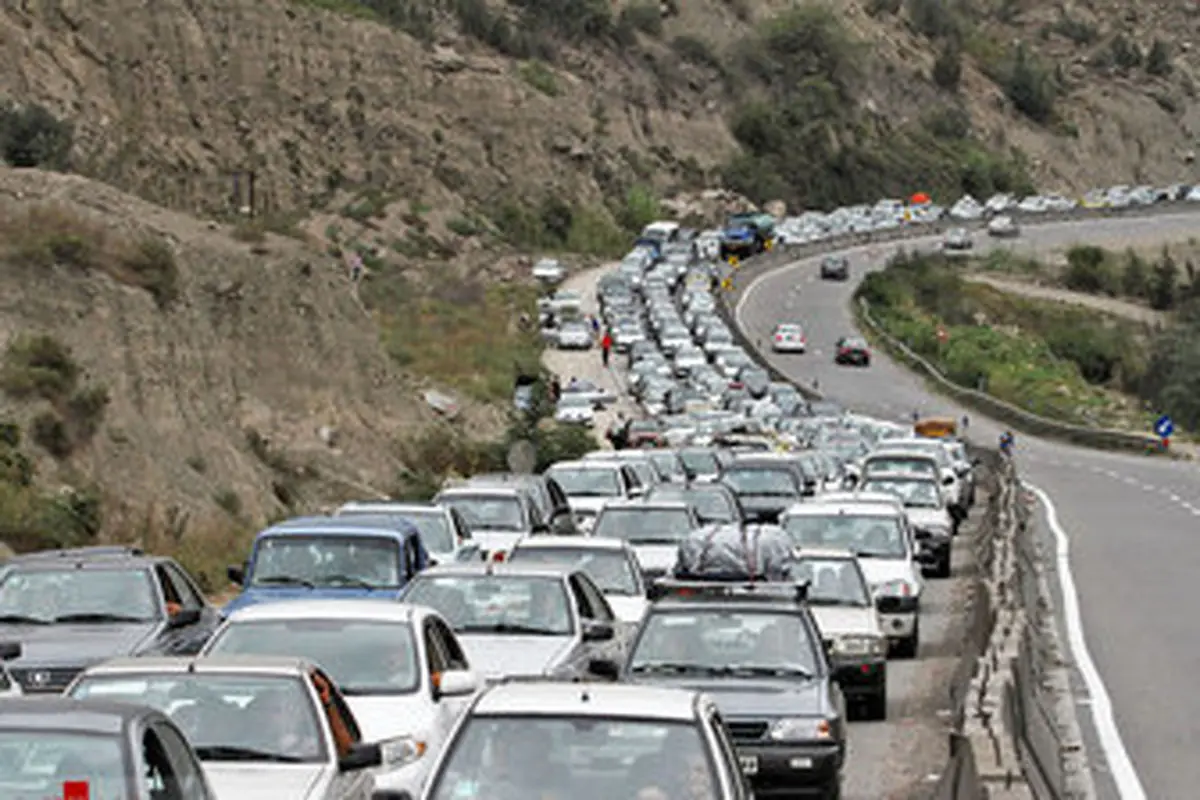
[893, 622, 920, 659]
[864, 690, 887, 721]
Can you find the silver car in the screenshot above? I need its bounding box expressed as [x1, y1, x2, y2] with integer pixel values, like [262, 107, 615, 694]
[555, 321, 593, 350]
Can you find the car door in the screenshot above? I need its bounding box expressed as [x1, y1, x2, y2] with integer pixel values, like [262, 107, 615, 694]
[139, 720, 216, 800]
[568, 573, 623, 672]
[310, 667, 374, 799]
[150, 718, 217, 799]
[164, 563, 220, 651]
[143, 565, 190, 656]
[708, 709, 752, 798]
[423, 617, 474, 748]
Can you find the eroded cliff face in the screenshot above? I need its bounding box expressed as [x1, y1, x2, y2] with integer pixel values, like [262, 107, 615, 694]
[0, 167, 440, 533]
[0, 0, 738, 217]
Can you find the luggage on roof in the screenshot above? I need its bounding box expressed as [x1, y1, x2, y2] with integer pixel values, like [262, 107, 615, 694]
[673, 523, 795, 582]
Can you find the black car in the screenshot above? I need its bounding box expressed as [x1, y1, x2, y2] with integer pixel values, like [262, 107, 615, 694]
[0, 696, 217, 797]
[0, 546, 221, 693]
[833, 337, 870, 367]
[623, 580, 846, 799]
[721, 455, 809, 523]
[819, 256, 850, 281]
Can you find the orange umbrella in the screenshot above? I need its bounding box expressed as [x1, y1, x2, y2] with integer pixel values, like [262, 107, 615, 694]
[910, 192, 931, 205]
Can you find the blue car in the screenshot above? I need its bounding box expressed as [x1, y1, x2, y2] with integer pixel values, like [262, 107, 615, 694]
[223, 515, 430, 616]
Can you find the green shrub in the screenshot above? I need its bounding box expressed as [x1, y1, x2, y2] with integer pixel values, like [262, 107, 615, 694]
[0, 334, 79, 401]
[66, 385, 111, 440]
[906, 0, 961, 39]
[672, 36, 724, 72]
[121, 238, 181, 308]
[519, 61, 560, 96]
[1063, 245, 1120, 295]
[31, 411, 71, 459]
[619, 2, 663, 37]
[0, 102, 74, 170]
[1109, 34, 1142, 71]
[932, 42, 963, 90]
[1146, 39, 1172, 76]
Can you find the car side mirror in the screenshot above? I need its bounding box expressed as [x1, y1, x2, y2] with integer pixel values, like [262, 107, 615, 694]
[531, 522, 551, 535]
[0, 642, 20, 661]
[628, 485, 645, 498]
[339, 742, 383, 772]
[913, 529, 931, 540]
[588, 658, 621, 680]
[434, 669, 479, 699]
[167, 608, 202, 629]
[582, 621, 615, 642]
[942, 475, 955, 486]
[226, 564, 244, 586]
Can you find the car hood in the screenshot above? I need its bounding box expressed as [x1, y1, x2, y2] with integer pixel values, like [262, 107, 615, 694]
[906, 507, 953, 530]
[457, 635, 574, 680]
[857, 559, 921, 595]
[0, 622, 158, 667]
[205, 763, 330, 800]
[630, 676, 834, 716]
[808, 605, 881, 637]
[567, 496, 615, 515]
[223, 586, 401, 615]
[345, 692, 434, 743]
[605, 595, 649, 625]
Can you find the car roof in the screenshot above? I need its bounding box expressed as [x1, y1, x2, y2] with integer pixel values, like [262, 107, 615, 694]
[792, 547, 858, 561]
[221, 599, 420, 623]
[4, 546, 163, 570]
[338, 501, 442, 515]
[783, 502, 900, 518]
[473, 681, 699, 721]
[415, 563, 574, 579]
[547, 460, 621, 471]
[79, 655, 317, 677]
[868, 447, 939, 459]
[436, 485, 524, 499]
[598, 500, 690, 513]
[0, 697, 154, 735]
[260, 517, 418, 538]
[512, 536, 627, 551]
[861, 471, 938, 484]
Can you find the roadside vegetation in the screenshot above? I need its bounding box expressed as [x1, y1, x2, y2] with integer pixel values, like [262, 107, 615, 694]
[858, 251, 1157, 430]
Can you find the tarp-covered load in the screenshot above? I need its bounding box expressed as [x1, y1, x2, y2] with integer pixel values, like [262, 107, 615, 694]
[674, 523, 795, 581]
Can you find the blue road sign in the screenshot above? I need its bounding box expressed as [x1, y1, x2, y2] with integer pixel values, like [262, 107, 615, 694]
[1155, 415, 1174, 438]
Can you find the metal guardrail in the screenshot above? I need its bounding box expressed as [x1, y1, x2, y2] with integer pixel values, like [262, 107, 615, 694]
[714, 198, 1198, 452]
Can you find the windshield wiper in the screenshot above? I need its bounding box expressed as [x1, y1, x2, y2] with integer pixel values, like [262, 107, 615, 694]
[252, 575, 315, 589]
[854, 551, 896, 559]
[457, 623, 564, 636]
[629, 661, 712, 674]
[629, 537, 681, 545]
[52, 612, 151, 624]
[0, 613, 50, 625]
[720, 664, 814, 679]
[195, 745, 306, 763]
[316, 574, 375, 589]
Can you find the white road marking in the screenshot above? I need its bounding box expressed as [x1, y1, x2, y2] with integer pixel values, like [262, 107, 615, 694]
[1025, 483, 1147, 800]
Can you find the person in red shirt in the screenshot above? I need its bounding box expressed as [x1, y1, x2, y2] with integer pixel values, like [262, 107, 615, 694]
[600, 330, 612, 367]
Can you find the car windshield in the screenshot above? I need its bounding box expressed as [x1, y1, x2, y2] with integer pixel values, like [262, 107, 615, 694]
[792, 559, 871, 606]
[0, 730, 128, 799]
[428, 716, 718, 800]
[507, 548, 639, 596]
[678, 450, 720, 476]
[592, 508, 695, 544]
[338, 509, 456, 554]
[864, 457, 937, 477]
[249, 534, 401, 588]
[70, 673, 328, 764]
[402, 575, 574, 636]
[440, 495, 525, 532]
[204, 618, 420, 694]
[722, 467, 797, 496]
[629, 610, 818, 677]
[861, 478, 942, 509]
[783, 514, 907, 559]
[0, 568, 158, 624]
[646, 486, 737, 524]
[546, 467, 622, 497]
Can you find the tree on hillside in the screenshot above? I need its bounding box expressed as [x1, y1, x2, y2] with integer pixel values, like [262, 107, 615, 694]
[1149, 248, 1179, 310]
[932, 41, 963, 90]
[1146, 38, 1172, 77]
[1121, 250, 1149, 299]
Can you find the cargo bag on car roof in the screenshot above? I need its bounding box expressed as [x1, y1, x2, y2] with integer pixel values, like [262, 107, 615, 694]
[673, 523, 795, 581]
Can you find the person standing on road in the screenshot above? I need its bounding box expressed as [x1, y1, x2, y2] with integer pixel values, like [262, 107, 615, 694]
[601, 330, 613, 368]
[589, 314, 600, 338]
[548, 376, 562, 404]
[961, 414, 970, 432]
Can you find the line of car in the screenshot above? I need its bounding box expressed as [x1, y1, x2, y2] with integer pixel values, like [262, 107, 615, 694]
[0, 220, 981, 800]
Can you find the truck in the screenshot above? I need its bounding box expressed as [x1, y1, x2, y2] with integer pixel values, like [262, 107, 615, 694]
[718, 212, 775, 261]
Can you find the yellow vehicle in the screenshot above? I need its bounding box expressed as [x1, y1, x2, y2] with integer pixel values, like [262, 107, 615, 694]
[914, 417, 957, 439]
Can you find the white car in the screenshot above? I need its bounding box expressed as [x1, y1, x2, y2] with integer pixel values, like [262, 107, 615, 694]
[335, 501, 478, 565]
[792, 549, 888, 719]
[198, 601, 480, 795]
[554, 393, 595, 426]
[544, 460, 645, 523]
[537, 289, 583, 316]
[67, 655, 389, 800]
[532, 258, 566, 284]
[771, 323, 807, 353]
[987, 214, 1020, 237]
[590, 499, 701, 582]
[781, 501, 928, 658]
[506, 536, 649, 625]
[410, 682, 752, 800]
[555, 321, 593, 350]
[941, 227, 973, 251]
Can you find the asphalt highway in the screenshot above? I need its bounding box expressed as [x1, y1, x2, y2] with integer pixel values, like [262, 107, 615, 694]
[736, 210, 1200, 800]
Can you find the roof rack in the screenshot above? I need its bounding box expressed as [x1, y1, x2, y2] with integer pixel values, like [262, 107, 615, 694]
[14, 545, 144, 561]
[648, 579, 810, 603]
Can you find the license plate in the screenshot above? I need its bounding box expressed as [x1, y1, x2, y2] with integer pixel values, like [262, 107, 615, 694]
[739, 755, 759, 775]
[790, 757, 814, 769]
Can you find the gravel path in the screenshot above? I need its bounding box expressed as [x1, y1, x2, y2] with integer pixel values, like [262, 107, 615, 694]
[965, 274, 1168, 326]
[540, 264, 640, 449]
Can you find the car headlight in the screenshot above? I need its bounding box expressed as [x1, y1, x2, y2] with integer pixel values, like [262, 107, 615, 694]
[768, 717, 835, 742]
[380, 736, 427, 767]
[874, 578, 916, 598]
[831, 635, 887, 657]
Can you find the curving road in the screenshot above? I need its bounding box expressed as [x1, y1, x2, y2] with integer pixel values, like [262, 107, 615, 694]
[737, 210, 1200, 800]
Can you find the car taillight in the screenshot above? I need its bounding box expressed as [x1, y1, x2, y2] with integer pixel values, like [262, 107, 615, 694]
[775, 334, 783, 342]
[491, 551, 506, 562]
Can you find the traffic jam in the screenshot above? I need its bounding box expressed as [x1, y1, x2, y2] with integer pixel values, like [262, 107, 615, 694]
[0, 216, 979, 800]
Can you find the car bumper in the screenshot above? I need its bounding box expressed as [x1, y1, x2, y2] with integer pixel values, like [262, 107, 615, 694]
[773, 344, 807, 353]
[830, 658, 887, 699]
[736, 742, 842, 797]
[877, 610, 917, 641]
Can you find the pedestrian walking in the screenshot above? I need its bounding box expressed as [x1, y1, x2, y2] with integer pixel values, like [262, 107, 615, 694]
[590, 314, 600, 337]
[549, 376, 562, 403]
[961, 414, 970, 432]
[601, 330, 612, 368]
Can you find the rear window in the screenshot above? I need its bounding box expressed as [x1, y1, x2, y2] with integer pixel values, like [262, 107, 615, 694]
[593, 508, 695, 544]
